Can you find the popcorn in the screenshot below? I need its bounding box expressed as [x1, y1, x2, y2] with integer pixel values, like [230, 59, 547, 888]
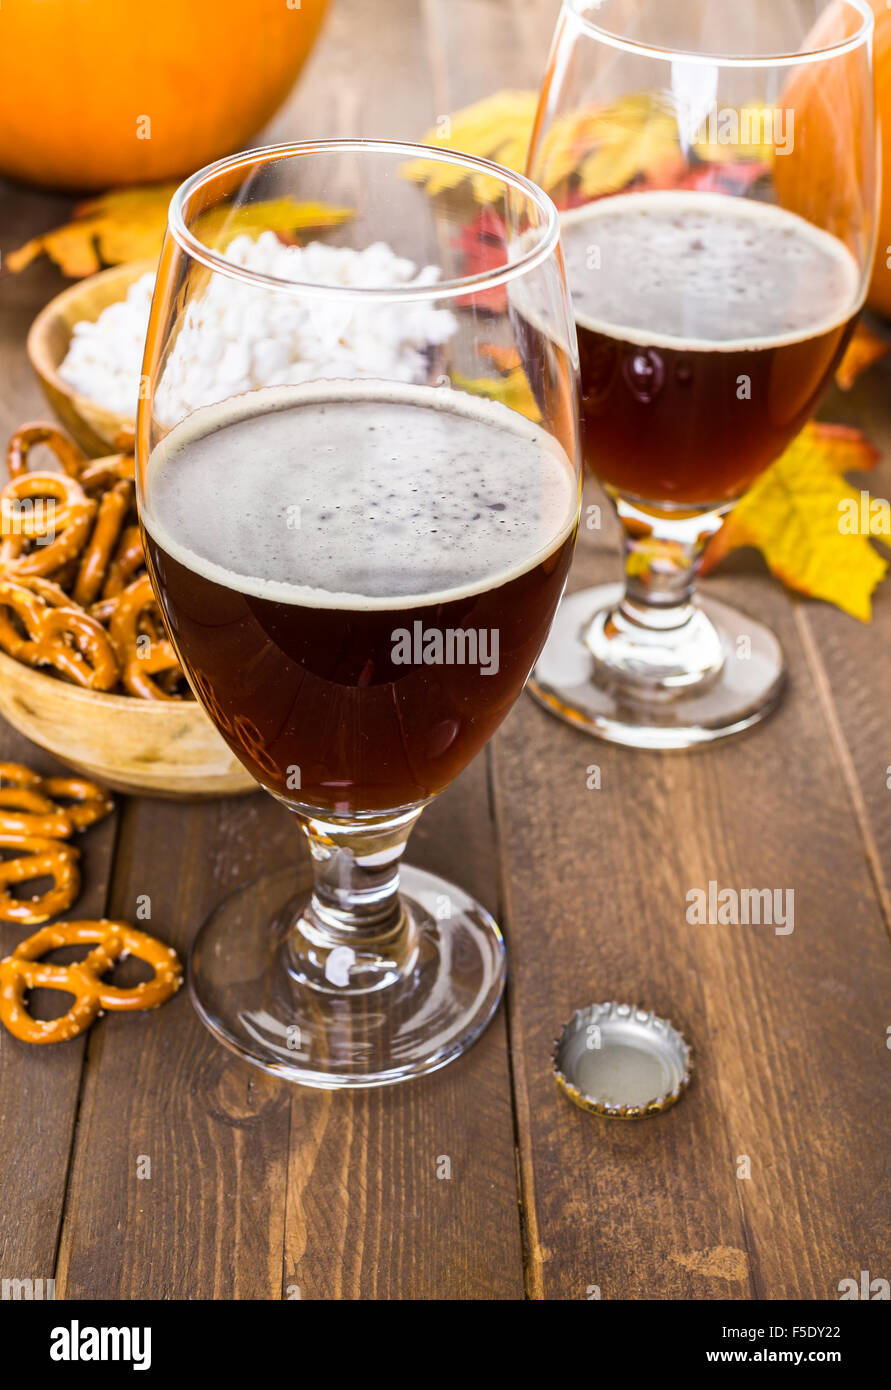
[58, 235, 457, 424]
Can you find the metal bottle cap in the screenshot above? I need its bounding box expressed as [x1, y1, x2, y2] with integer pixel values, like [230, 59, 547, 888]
[553, 1001, 692, 1118]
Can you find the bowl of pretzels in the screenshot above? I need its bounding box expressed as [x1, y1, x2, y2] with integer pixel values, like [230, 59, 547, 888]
[0, 423, 256, 799]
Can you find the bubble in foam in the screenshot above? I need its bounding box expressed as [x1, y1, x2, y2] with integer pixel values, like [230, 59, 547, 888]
[142, 380, 578, 612]
[560, 190, 861, 352]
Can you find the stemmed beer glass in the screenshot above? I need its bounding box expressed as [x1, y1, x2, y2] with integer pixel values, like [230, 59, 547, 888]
[137, 141, 580, 1087]
[526, 0, 877, 747]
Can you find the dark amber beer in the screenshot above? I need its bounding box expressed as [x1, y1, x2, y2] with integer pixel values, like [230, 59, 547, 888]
[142, 382, 577, 814]
[560, 190, 861, 505]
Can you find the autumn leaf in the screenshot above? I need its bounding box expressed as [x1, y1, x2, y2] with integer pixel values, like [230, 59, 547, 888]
[8, 185, 353, 278]
[453, 342, 541, 422]
[836, 321, 891, 390]
[701, 423, 888, 621]
[402, 91, 539, 204]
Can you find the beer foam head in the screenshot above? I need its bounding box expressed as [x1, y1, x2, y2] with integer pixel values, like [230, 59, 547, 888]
[559, 191, 862, 351]
[143, 380, 579, 611]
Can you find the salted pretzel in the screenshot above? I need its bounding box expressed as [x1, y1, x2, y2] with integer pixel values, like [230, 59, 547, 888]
[0, 472, 97, 577]
[39, 776, 114, 832]
[73, 481, 132, 606]
[0, 787, 73, 840]
[108, 573, 182, 700]
[0, 577, 119, 690]
[1, 572, 71, 608]
[0, 920, 181, 1044]
[0, 762, 42, 789]
[6, 422, 86, 482]
[78, 454, 136, 498]
[0, 843, 80, 925]
[101, 525, 145, 598]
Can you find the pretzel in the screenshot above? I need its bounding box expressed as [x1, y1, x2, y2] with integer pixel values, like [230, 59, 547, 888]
[0, 787, 73, 840]
[6, 422, 87, 482]
[39, 776, 113, 832]
[0, 843, 80, 924]
[0, 577, 119, 691]
[109, 573, 182, 700]
[0, 472, 97, 577]
[0, 573, 71, 608]
[0, 920, 182, 1043]
[78, 454, 136, 498]
[102, 525, 145, 598]
[0, 762, 42, 790]
[73, 481, 131, 606]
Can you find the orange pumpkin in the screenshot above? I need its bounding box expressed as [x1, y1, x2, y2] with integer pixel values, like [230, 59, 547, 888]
[774, 0, 891, 319]
[0, 0, 329, 191]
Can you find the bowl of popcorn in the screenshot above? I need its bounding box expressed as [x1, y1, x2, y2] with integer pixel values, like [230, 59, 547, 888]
[28, 233, 457, 456]
[27, 261, 155, 457]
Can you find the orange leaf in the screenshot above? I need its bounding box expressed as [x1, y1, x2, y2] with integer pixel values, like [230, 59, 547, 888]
[7, 185, 353, 278]
[702, 422, 887, 621]
[836, 322, 891, 390]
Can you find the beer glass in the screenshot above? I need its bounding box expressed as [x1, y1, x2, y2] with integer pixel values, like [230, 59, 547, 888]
[137, 141, 581, 1086]
[526, 0, 877, 747]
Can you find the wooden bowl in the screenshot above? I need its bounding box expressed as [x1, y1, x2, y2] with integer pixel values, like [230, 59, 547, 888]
[26, 261, 152, 457]
[0, 649, 256, 800]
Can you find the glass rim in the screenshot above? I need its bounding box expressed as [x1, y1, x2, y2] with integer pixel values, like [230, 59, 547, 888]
[167, 138, 562, 302]
[564, 0, 874, 68]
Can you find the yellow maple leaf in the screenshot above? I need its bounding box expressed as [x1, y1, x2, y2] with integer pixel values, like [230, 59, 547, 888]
[8, 185, 353, 278]
[403, 91, 539, 204]
[404, 90, 683, 205]
[451, 366, 541, 422]
[701, 423, 887, 621]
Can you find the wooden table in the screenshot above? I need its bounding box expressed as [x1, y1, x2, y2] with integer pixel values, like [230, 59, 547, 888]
[1, 0, 889, 1301]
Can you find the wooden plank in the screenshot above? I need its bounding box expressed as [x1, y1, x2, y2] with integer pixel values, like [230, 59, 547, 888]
[0, 725, 118, 1286]
[497, 489, 891, 1299]
[0, 191, 113, 1287]
[795, 366, 891, 926]
[54, 0, 525, 1300]
[56, 790, 293, 1299]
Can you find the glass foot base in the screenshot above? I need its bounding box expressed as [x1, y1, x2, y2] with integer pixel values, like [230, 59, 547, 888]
[189, 865, 506, 1088]
[527, 584, 786, 750]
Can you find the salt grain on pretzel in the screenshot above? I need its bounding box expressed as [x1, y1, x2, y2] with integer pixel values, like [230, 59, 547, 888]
[0, 920, 182, 1044]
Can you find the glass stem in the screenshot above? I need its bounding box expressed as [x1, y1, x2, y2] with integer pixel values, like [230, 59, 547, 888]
[288, 807, 425, 992]
[583, 494, 730, 690]
[614, 494, 724, 630]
